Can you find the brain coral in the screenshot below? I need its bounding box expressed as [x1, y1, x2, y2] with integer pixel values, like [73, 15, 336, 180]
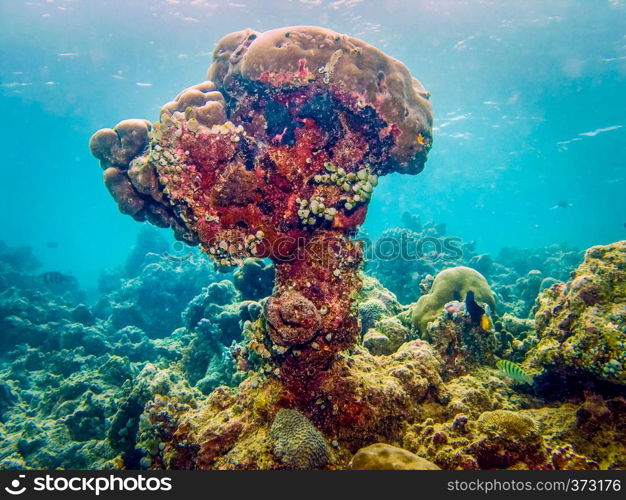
[528, 241, 626, 385]
[349, 443, 440, 470]
[412, 266, 496, 335]
[269, 408, 329, 469]
[90, 26, 433, 388]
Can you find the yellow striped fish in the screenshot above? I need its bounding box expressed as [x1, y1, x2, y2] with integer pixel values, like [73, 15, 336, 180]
[496, 360, 534, 385]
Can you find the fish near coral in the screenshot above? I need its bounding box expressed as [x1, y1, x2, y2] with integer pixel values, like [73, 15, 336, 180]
[412, 267, 496, 335]
[465, 290, 485, 324]
[39, 271, 72, 285]
[497, 359, 534, 385]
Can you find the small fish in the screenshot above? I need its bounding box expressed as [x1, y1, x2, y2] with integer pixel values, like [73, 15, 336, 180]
[162, 251, 192, 262]
[39, 271, 71, 285]
[465, 290, 487, 327]
[480, 314, 493, 330]
[497, 360, 534, 385]
[46, 241, 59, 248]
[550, 200, 572, 210]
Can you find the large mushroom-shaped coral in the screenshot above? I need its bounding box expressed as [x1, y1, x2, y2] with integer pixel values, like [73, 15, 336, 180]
[90, 26, 433, 396]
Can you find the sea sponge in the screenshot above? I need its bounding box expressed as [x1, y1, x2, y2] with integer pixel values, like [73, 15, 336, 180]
[269, 409, 329, 469]
[349, 443, 440, 470]
[412, 266, 496, 335]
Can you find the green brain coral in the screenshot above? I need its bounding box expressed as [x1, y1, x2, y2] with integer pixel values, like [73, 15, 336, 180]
[477, 410, 539, 441]
[411, 266, 496, 335]
[269, 409, 329, 469]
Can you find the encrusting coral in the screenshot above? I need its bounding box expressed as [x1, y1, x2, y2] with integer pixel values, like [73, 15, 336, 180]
[527, 240, 626, 386]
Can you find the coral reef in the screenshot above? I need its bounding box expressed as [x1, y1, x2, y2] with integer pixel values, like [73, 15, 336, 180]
[1, 233, 624, 470]
[402, 395, 625, 470]
[365, 217, 477, 304]
[365, 217, 583, 319]
[3, 24, 624, 473]
[135, 339, 448, 469]
[94, 251, 216, 338]
[0, 239, 242, 469]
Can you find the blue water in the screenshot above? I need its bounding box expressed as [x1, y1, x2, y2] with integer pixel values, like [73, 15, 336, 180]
[1, 0, 625, 289]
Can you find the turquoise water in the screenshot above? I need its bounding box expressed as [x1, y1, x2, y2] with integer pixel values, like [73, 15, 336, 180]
[1, 0, 625, 287]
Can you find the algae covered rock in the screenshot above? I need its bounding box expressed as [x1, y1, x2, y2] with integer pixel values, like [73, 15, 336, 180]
[363, 317, 410, 355]
[349, 443, 440, 470]
[358, 298, 389, 334]
[528, 241, 626, 385]
[269, 409, 329, 469]
[403, 405, 602, 470]
[412, 266, 495, 335]
[362, 329, 394, 355]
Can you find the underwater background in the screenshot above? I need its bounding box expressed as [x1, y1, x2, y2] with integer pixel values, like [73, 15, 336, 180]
[0, 0, 625, 470]
[2, 0, 626, 288]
